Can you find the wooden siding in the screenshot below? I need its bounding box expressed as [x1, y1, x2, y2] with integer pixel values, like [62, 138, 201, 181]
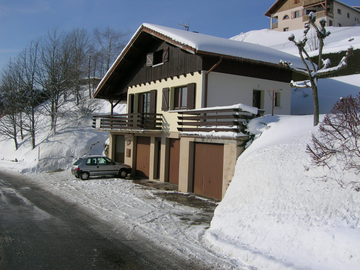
[273, 0, 304, 14]
[111, 41, 202, 97]
[193, 143, 224, 200]
[202, 56, 292, 83]
[136, 136, 150, 178]
[168, 139, 180, 185]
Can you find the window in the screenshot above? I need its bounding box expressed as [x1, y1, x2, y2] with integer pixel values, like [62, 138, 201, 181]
[294, 10, 300, 18]
[283, 15, 290, 20]
[138, 92, 151, 113]
[137, 90, 157, 114]
[283, 27, 289, 32]
[86, 158, 97, 165]
[337, 9, 341, 15]
[275, 92, 281, 107]
[347, 13, 350, 19]
[146, 47, 169, 67]
[163, 83, 195, 110]
[294, 0, 299, 3]
[253, 90, 263, 109]
[174, 86, 188, 109]
[329, 20, 333, 26]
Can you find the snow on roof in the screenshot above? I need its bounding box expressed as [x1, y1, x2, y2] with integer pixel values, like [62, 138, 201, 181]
[142, 23, 304, 68]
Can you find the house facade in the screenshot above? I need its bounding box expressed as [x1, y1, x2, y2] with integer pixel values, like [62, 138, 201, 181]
[93, 23, 302, 200]
[265, 0, 360, 32]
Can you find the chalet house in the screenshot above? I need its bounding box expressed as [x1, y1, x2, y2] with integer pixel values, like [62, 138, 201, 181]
[265, 0, 360, 32]
[93, 23, 304, 200]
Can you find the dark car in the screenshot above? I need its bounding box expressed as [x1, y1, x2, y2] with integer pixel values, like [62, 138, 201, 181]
[71, 156, 131, 180]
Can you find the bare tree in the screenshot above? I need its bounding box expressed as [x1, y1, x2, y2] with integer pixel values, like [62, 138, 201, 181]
[36, 28, 73, 135]
[306, 94, 360, 188]
[280, 12, 352, 126]
[0, 63, 21, 150]
[67, 28, 92, 105]
[93, 26, 129, 76]
[15, 40, 42, 149]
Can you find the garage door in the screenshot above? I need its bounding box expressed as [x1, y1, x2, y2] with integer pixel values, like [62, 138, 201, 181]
[193, 143, 224, 200]
[168, 139, 180, 185]
[136, 136, 150, 178]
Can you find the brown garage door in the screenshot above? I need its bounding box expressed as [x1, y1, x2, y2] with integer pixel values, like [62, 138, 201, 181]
[136, 136, 150, 178]
[193, 143, 224, 200]
[168, 139, 180, 185]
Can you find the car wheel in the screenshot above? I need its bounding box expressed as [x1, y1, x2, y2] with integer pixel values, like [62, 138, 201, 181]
[118, 169, 127, 179]
[74, 175, 79, 178]
[81, 172, 90, 180]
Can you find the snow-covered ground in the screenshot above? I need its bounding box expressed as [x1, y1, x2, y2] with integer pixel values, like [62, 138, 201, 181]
[1, 25, 360, 269]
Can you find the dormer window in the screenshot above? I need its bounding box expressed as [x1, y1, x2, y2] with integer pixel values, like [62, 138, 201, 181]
[146, 47, 169, 67]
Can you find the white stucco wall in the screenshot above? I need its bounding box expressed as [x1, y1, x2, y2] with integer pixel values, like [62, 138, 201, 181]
[207, 72, 292, 115]
[333, 2, 360, 26]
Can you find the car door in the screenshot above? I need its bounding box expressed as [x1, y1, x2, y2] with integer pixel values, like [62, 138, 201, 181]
[96, 157, 118, 176]
[85, 157, 100, 176]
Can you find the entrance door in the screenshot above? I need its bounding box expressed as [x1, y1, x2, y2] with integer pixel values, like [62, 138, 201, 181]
[193, 143, 224, 200]
[168, 139, 180, 185]
[136, 136, 150, 178]
[115, 135, 125, 163]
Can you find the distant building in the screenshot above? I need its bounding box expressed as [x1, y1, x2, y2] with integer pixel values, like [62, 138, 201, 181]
[265, 0, 360, 32]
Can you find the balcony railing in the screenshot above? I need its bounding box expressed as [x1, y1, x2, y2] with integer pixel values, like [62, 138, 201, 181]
[92, 113, 162, 131]
[303, 10, 333, 21]
[177, 105, 263, 133]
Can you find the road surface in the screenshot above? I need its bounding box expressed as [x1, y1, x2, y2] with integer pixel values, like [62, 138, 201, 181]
[0, 171, 204, 269]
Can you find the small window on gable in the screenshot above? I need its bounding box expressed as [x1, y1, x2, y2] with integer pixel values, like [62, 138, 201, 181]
[146, 47, 169, 67]
[347, 13, 350, 19]
[337, 9, 341, 15]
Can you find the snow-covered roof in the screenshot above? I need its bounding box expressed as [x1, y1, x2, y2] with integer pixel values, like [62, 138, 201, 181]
[141, 23, 303, 67]
[95, 23, 303, 99]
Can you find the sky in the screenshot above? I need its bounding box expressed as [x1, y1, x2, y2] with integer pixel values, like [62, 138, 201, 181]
[1, 0, 360, 72]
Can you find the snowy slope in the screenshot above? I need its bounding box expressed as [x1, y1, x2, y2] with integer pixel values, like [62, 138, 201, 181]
[231, 26, 360, 56]
[206, 115, 360, 270]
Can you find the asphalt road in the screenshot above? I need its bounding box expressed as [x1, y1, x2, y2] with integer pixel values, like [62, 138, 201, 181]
[0, 171, 202, 270]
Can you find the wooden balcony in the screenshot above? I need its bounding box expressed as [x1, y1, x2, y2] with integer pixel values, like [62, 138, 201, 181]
[177, 105, 263, 133]
[303, 10, 333, 21]
[92, 113, 162, 131]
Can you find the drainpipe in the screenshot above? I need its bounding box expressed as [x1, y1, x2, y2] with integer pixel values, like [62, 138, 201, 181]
[204, 57, 223, 108]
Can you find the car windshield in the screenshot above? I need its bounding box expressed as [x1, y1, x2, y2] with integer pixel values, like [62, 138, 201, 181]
[73, 158, 83, 165]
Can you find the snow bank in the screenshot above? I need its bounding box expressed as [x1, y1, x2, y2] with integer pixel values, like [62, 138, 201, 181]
[206, 115, 360, 270]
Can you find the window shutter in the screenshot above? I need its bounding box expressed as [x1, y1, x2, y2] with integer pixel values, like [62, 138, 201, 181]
[128, 94, 134, 113]
[162, 47, 169, 63]
[150, 90, 157, 114]
[291, 11, 295, 19]
[187, 83, 196, 110]
[146, 53, 154, 67]
[162, 88, 170, 111]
